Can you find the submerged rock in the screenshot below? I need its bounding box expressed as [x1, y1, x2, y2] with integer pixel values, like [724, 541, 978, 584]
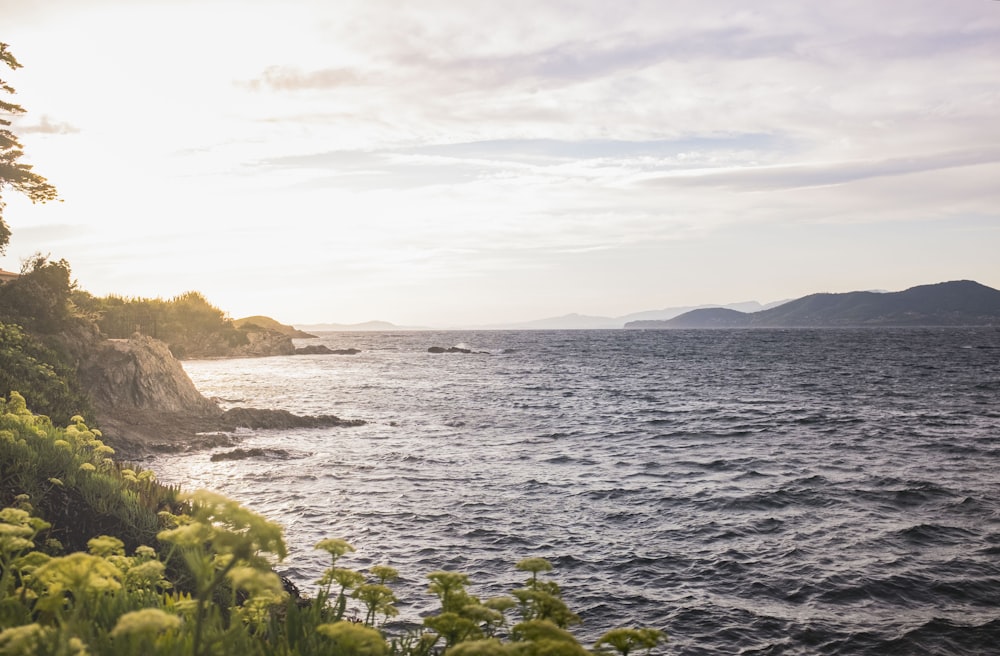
[210, 447, 294, 462]
[428, 346, 472, 354]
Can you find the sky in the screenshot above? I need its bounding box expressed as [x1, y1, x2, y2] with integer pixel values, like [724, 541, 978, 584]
[1, 0, 998, 327]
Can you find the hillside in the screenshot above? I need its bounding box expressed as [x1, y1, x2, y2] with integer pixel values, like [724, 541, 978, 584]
[626, 280, 1000, 328]
[235, 315, 317, 338]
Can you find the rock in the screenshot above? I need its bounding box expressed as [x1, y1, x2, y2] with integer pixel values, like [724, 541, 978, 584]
[220, 406, 365, 431]
[294, 345, 361, 355]
[210, 447, 294, 462]
[228, 330, 296, 358]
[75, 333, 364, 458]
[78, 334, 221, 417]
[428, 346, 472, 354]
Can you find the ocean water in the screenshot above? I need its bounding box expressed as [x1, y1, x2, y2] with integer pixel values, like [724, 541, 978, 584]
[145, 328, 1000, 655]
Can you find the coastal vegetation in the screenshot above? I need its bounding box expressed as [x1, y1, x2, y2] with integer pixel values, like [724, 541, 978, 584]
[72, 290, 253, 359]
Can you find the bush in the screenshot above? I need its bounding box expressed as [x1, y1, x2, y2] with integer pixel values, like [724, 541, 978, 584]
[0, 323, 91, 426]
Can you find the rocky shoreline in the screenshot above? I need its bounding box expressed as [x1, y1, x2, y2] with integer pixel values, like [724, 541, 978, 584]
[74, 333, 364, 460]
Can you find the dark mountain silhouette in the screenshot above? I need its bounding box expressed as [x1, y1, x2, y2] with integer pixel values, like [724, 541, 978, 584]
[625, 281, 1000, 328]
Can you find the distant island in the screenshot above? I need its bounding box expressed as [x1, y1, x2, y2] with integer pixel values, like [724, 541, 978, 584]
[625, 280, 1000, 329]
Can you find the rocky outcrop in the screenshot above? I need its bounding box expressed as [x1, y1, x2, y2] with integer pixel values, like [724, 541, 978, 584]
[428, 346, 472, 354]
[79, 335, 221, 417]
[76, 334, 363, 458]
[172, 329, 295, 359]
[294, 345, 360, 355]
[228, 329, 295, 358]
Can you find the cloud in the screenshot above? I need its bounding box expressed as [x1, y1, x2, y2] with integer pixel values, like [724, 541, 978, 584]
[644, 147, 1000, 191]
[17, 115, 78, 134]
[244, 65, 364, 91]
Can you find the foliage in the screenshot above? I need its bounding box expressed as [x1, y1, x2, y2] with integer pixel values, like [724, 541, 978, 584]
[0, 396, 667, 655]
[0, 255, 76, 334]
[0, 43, 59, 255]
[0, 321, 91, 425]
[73, 290, 250, 357]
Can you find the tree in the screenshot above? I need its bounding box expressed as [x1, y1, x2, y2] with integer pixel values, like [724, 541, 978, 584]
[1, 42, 59, 254]
[0, 254, 74, 333]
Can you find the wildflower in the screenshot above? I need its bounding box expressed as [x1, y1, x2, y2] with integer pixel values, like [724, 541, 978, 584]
[316, 621, 388, 656]
[354, 583, 399, 624]
[447, 639, 512, 656]
[169, 490, 287, 560]
[34, 552, 123, 596]
[13, 550, 51, 574]
[227, 565, 286, 599]
[78, 462, 96, 472]
[88, 535, 125, 557]
[134, 545, 157, 560]
[594, 627, 665, 656]
[110, 608, 182, 638]
[512, 620, 587, 652]
[54, 439, 72, 449]
[0, 623, 53, 655]
[0, 507, 48, 553]
[315, 537, 355, 561]
[369, 564, 399, 584]
[424, 612, 483, 647]
[157, 520, 212, 549]
[126, 560, 169, 591]
[319, 567, 365, 590]
[516, 557, 553, 575]
[483, 596, 517, 613]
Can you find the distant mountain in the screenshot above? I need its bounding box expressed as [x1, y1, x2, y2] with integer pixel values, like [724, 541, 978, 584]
[294, 320, 422, 332]
[626, 281, 1000, 329]
[478, 301, 784, 330]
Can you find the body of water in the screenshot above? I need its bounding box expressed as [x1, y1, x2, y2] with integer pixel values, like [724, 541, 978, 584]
[145, 328, 1000, 654]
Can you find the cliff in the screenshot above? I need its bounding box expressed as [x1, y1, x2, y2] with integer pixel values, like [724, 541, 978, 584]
[74, 334, 362, 458]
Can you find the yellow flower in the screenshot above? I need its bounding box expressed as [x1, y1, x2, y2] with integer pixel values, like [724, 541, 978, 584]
[369, 564, 399, 583]
[126, 559, 168, 590]
[34, 552, 123, 596]
[0, 623, 53, 655]
[516, 557, 553, 574]
[315, 537, 355, 560]
[78, 462, 96, 472]
[88, 535, 125, 557]
[317, 621, 388, 656]
[110, 608, 182, 638]
[133, 545, 157, 560]
[227, 565, 286, 599]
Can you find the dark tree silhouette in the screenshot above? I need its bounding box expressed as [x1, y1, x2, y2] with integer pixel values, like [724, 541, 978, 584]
[1, 42, 59, 254]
